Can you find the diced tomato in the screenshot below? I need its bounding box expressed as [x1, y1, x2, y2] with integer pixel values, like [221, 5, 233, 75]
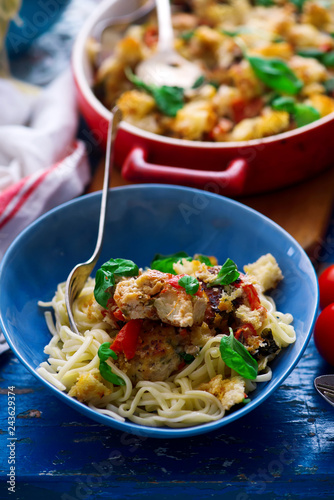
[234, 323, 257, 341]
[178, 360, 186, 371]
[113, 308, 125, 322]
[232, 97, 263, 124]
[144, 26, 158, 47]
[320, 43, 332, 52]
[242, 284, 262, 310]
[110, 319, 143, 360]
[210, 118, 233, 141]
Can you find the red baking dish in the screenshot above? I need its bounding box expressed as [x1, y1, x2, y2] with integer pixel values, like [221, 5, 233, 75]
[73, 0, 334, 196]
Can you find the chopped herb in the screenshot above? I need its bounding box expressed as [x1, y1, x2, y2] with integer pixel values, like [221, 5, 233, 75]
[209, 80, 220, 89]
[322, 51, 334, 68]
[293, 103, 320, 127]
[98, 342, 125, 386]
[324, 78, 334, 94]
[178, 275, 200, 295]
[297, 48, 325, 59]
[192, 75, 205, 89]
[150, 251, 192, 274]
[254, 0, 274, 6]
[196, 254, 213, 266]
[247, 55, 303, 95]
[271, 95, 296, 113]
[94, 258, 139, 308]
[220, 329, 258, 380]
[208, 258, 240, 287]
[271, 96, 320, 127]
[242, 398, 251, 404]
[297, 49, 334, 67]
[180, 30, 195, 41]
[222, 27, 250, 37]
[289, 0, 307, 11]
[179, 352, 195, 364]
[223, 26, 282, 42]
[126, 68, 184, 117]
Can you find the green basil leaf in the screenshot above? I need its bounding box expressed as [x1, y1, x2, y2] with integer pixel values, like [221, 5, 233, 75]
[297, 49, 334, 67]
[179, 352, 195, 364]
[289, 0, 307, 11]
[322, 51, 334, 67]
[94, 268, 115, 309]
[125, 68, 151, 93]
[150, 85, 184, 116]
[297, 48, 325, 59]
[111, 258, 139, 277]
[271, 96, 320, 127]
[293, 104, 320, 127]
[178, 275, 200, 295]
[222, 27, 257, 37]
[151, 251, 191, 274]
[196, 254, 213, 266]
[271, 95, 296, 113]
[126, 68, 184, 117]
[255, 0, 274, 6]
[98, 342, 118, 362]
[324, 78, 334, 94]
[209, 80, 220, 89]
[180, 30, 195, 41]
[248, 55, 303, 95]
[219, 330, 258, 380]
[192, 75, 205, 89]
[99, 361, 125, 386]
[208, 258, 240, 287]
[94, 258, 139, 308]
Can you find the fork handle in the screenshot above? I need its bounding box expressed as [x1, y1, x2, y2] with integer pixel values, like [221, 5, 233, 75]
[91, 106, 122, 265]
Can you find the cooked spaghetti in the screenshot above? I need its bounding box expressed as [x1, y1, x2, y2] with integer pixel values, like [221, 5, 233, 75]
[37, 253, 295, 427]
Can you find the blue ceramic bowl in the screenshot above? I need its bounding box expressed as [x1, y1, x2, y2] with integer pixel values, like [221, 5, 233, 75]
[0, 185, 318, 438]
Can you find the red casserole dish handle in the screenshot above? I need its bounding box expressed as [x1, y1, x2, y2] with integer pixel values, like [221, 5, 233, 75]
[122, 147, 249, 196]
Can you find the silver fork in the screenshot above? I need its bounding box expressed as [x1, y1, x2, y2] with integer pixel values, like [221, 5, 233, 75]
[65, 107, 122, 335]
[314, 374, 334, 408]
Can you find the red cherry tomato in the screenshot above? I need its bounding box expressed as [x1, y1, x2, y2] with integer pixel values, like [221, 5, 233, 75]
[318, 264, 334, 310]
[313, 303, 334, 366]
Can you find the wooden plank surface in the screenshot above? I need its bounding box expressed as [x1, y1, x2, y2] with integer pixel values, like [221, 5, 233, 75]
[1, 335, 333, 500]
[88, 160, 334, 257]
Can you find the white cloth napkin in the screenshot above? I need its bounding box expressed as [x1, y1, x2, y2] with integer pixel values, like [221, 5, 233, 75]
[0, 70, 91, 260]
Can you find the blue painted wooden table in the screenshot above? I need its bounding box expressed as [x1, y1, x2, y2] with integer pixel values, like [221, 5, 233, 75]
[1, 327, 334, 500]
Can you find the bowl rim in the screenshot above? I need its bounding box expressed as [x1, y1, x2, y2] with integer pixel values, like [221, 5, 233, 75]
[72, 0, 334, 150]
[0, 184, 319, 438]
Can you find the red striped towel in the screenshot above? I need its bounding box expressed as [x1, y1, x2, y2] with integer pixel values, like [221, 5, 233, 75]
[0, 141, 90, 259]
[0, 72, 90, 260]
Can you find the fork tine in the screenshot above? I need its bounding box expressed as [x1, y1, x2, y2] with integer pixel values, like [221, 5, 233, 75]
[317, 384, 334, 397]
